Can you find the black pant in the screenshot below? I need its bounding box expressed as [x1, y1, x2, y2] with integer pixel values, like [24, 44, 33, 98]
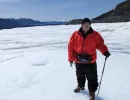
[75, 62, 98, 92]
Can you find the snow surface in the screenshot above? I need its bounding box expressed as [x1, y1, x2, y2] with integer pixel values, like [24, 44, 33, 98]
[0, 22, 130, 100]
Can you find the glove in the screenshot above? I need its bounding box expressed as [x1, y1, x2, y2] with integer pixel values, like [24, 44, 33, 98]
[104, 51, 111, 58]
[70, 62, 73, 67]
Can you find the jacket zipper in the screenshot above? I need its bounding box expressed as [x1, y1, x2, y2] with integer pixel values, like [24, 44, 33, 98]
[82, 36, 87, 53]
[82, 34, 89, 53]
[82, 37, 85, 53]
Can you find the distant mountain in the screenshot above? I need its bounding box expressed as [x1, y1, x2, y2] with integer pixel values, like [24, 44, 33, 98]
[0, 18, 66, 30]
[11, 18, 46, 26]
[0, 18, 25, 30]
[11, 18, 66, 26]
[66, 0, 130, 24]
[66, 19, 82, 25]
[44, 21, 66, 25]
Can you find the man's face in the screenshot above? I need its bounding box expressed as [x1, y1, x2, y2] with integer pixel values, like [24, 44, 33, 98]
[82, 22, 91, 33]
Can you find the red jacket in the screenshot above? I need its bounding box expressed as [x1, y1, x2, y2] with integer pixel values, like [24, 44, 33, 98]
[68, 28, 108, 64]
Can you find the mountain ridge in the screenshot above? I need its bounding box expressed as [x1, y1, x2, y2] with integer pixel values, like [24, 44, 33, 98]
[66, 0, 130, 24]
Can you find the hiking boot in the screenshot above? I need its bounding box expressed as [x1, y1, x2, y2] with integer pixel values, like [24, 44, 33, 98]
[89, 92, 95, 100]
[74, 87, 85, 93]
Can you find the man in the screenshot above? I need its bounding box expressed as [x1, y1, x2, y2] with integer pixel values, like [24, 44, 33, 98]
[68, 18, 111, 100]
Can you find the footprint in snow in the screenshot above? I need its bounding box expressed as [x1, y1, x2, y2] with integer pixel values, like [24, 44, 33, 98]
[31, 61, 48, 67]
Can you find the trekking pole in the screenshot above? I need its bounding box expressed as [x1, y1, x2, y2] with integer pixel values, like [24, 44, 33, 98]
[97, 57, 107, 96]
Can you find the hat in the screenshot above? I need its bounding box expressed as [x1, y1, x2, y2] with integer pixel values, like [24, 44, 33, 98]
[81, 18, 91, 25]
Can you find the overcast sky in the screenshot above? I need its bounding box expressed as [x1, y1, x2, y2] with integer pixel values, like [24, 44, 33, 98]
[0, 0, 124, 21]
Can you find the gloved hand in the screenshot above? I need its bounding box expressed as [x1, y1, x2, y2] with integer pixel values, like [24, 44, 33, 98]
[104, 51, 111, 58]
[70, 62, 73, 67]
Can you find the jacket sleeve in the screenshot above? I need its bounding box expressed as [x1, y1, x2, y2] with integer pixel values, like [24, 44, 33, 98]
[96, 32, 108, 55]
[68, 32, 75, 62]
